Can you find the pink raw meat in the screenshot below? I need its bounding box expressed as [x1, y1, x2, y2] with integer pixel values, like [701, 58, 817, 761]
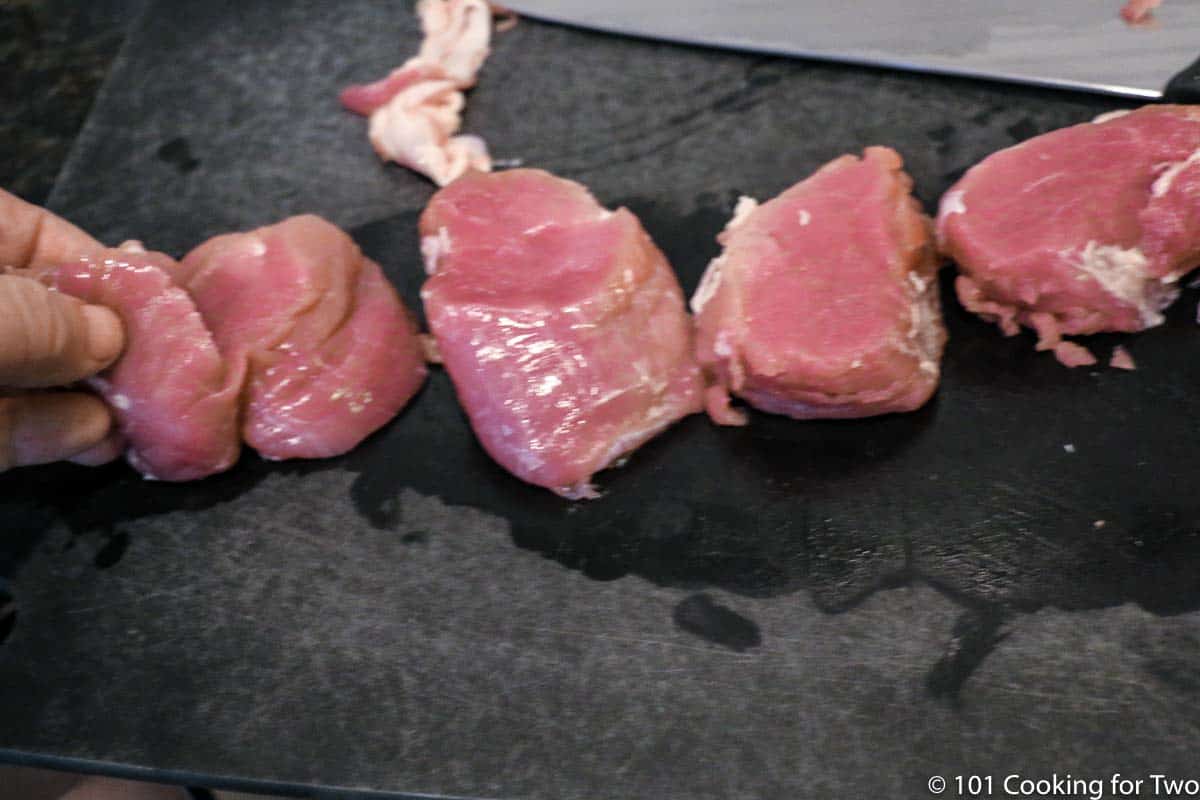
[420, 168, 704, 498]
[1120, 0, 1161, 24]
[340, 63, 445, 116]
[1110, 345, 1137, 370]
[937, 105, 1200, 366]
[31, 247, 242, 480]
[692, 147, 944, 424]
[177, 215, 427, 460]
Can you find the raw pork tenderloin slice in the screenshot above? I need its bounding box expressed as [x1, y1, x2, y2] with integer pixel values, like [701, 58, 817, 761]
[178, 215, 427, 460]
[937, 105, 1200, 366]
[693, 146, 945, 425]
[420, 168, 704, 498]
[30, 245, 242, 480]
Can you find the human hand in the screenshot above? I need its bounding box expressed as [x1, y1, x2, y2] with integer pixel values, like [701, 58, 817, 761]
[0, 189, 126, 472]
[0, 766, 190, 800]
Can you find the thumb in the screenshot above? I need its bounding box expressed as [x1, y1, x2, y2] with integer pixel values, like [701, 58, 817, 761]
[0, 274, 125, 388]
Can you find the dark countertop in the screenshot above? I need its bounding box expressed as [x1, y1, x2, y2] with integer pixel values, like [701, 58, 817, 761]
[0, 0, 144, 204]
[5, 3, 1200, 800]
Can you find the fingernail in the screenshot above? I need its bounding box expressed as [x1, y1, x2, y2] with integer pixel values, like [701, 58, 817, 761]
[82, 304, 124, 364]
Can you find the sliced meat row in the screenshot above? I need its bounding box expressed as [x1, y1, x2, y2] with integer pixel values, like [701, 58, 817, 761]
[423, 102, 1200, 496]
[31, 104, 1194, 495]
[27, 161, 944, 495]
[420, 164, 946, 496]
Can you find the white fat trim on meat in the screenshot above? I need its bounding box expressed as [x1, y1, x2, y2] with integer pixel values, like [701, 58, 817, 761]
[905, 268, 943, 377]
[352, 0, 495, 185]
[728, 196, 758, 229]
[691, 197, 758, 314]
[1069, 241, 1174, 328]
[938, 189, 967, 218]
[1092, 109, 1133, 124]
[414, 0, 492, 89]
[690, 255, 725, 314]
[367, 85, 492, 185]
[449, 133, 490, 165]
[399, 79, 466, 122]
[1151, 147, 1200, 198]
[420, 227, 453, 274]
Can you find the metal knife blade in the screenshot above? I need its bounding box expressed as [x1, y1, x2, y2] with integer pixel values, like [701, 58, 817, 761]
[502, 0, 1200, 99]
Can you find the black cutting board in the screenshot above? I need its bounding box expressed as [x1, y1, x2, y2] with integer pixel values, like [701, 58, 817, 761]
[3, 1, 1200, 798]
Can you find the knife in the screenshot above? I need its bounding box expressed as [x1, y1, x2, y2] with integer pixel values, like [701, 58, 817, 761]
[502, 0, 1200, 102]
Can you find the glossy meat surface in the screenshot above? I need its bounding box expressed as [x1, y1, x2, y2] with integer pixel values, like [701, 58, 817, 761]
[34, 247, 242, 480]
[178, 215, 427, 460]
[420, 169, 704, 497]
[693, 147, 944, 423]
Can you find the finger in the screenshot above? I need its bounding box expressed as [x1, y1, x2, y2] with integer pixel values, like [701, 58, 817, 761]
[0, 275, 125, 388]
[0, 188, 104, 270]
[68, 428, 126, 466]
[0, 393, 115, 471]
[59, 776, 189, 800]
[0, 765, 78, 800]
